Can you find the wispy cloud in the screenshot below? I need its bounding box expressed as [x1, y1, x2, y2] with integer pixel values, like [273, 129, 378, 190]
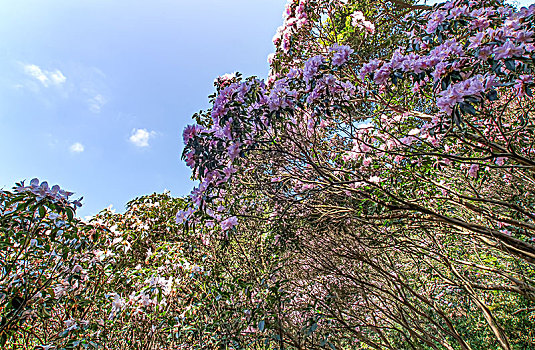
[69, 142, 85, 153]
[129, 128, 156, 147]
[78, 66, 109, 113]
[88, 94, 107, 113]
[23, 64, 66, 87]
[17, 62, 110, 113]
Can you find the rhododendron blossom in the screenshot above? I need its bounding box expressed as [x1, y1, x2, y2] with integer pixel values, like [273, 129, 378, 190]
[351, 10, 375, 35]
[220, 216, 238, 231]
[329, 44, 354, 66]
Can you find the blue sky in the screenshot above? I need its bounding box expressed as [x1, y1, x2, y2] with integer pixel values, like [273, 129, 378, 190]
[1, 0, 533, 218]
[0, 0, 286, 217]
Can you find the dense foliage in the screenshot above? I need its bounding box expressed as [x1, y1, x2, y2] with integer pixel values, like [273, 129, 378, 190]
[1, 183, 199, 349]
[180, 0, 535, 348]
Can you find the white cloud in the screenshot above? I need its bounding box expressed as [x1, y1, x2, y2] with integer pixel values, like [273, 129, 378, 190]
[49, 70, 67, 85]
[88, 94, 107, 113]
[69, 142, 85, 153]
[23, 64, 66, 87]
[129, 128, 156, 147]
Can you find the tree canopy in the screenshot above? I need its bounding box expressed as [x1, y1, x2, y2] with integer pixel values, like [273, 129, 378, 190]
[2, 0, 535, 349]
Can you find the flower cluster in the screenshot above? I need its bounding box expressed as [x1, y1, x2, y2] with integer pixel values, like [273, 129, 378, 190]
[359, 0, 534, 121]
[351, 10, 375, 35]
[329, 44, 354, 66]
[436, 74, 497, 114]
[181, 44, 363, 236]
[14, 178, 82, 208]
[272, 0, 310, 53]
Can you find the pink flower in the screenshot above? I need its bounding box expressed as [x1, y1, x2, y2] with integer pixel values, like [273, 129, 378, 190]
[467, 32, 485, 50]
[426, 11, 446, 34]
[227, 143, 241, 160]
[184, 151, 195, 168]
[216, 72, 237, 85]
[352, 10, 365, 21]
[220, 216, 238, 231]
[303, 55, 324, 83]
[357, 142, 371, 153]
[436, 74, 496, 114]
[471, 17, 490, 30]
[351, 11, 375, 35]
[359, 59, 381, 80]
[330, 44, 354, 66]
[223, 165, 237, 179]
[448, 5, 468, 19]
[176, 207, 195, 224]
[468, 164, 479, 177]
[301, 183, 315, 190]
[493, 40, 524, 60]
[514, 75, 533, 97]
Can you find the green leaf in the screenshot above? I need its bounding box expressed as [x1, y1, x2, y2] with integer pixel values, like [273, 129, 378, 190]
[504, 59, 516, 71]
[66, 207, 74, 221]
[486, 90, 498, 101]
[453, 107, 462, 126]
[460, 102, 476, 116]
[258, 320, 265, 332]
